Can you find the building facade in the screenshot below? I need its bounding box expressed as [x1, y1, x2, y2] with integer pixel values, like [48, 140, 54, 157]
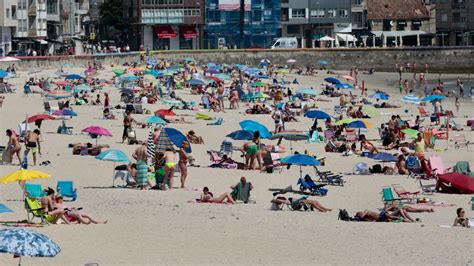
[138, 0, 205, 50]
[0, 0, 17, 56]
[436, 0, 474, 46]
[281, 0, 352, 48]
[204, 0, 281, 49]
[366, 0, 435, 47]
[13, 0, 48, 53]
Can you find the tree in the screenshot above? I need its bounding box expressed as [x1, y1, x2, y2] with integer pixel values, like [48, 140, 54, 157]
[99, 0, 123, 26]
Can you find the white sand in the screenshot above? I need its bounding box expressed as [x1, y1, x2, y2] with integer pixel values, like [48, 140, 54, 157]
[0, 65, 473, 265]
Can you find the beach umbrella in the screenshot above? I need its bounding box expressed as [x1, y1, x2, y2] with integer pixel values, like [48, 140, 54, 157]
[207, 62, 218, 68]
[65, 74, 82, 80]
[143, 74, 157, 82]
[155, 109, 176, 117]
[402, 95, 421, 104]
[239, 120, 272, 139]
[421, 95, 446, 102]
[145, 116, 167, 125]
[296, 88, 319, 96]
[26, 114, 55, 123]
[164, 128, 191, 153]
[254, 93, 270, 99]
[269, 132, 309, 152]
[335, 83, 353, 89]
[0, 70, 9, 78]
[251, 81, 267, 87]
[370, 92, 389, 100]
[214, 74, 231, 81]
[147, 57, 158, 66]
[369, 152, 397, 162]
[0, 228, 61, 264]
[347, 120, 373, 129]
[205, 68, 219, 74]
[45, 91, 72, 99]
[96, 149, 129, 186]
[227, 130, 254, 140]
[361, 105, 380, 118]
[0, 57, 21, 62]
[281, 154, 320, 178]
[184, 57, 195, 62]
[128, 67, 144, 72]
[74, 84, 91, 93]
[54, 80, 70, 86]
[0, 169, 50, 184]
[188, 79, 204, 86]
[304, 110, 331, 120]
[122, 76, 140, 82]
[145, 69, 159, 78]
[254, 73, 269, 79]
[0, 204, 13, 213]
[147, 130, 155, 160]
[275, 69, 289, 74]
[342, 75, 355, 81]
[324, 77, 341, 84]
[334, 118, 356, 126]
[111, 69, 124, 76]
[82, 126, 112, 145]
[207, 76, 222, 84]
[401, 128, 420, 138]
[287, 59, 297, 63]
[155, 130, 175, 153]
[319, 60, 330, 65]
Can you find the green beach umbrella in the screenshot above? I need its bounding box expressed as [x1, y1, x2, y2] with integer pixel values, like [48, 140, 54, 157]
[334, 118, 356, 126]
[362, 105, 380, 118]
[276, 69, 289, 74]
[254, 93, 270, 99]
[401, 128, 419, 138]
[112, 69, 124, 76]
[251, 81, 267, 87]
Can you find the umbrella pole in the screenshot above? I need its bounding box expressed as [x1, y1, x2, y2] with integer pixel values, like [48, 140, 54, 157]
[299, 165, 302, 179]
[18, 256, 22, 266]
[112, 162, 115, 187]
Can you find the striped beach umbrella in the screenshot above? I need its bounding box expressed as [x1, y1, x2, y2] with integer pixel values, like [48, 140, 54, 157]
[155, 130, 174, 153]
[147, 130, 156, 160]
[402, 95, 421, 104]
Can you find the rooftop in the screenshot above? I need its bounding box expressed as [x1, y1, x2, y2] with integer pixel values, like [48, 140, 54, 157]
[366, 0, 430, 20]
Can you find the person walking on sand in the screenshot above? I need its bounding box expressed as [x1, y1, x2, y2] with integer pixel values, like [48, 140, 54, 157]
[122, 111, 135, 143]
[132, 143, 148, 189]
[163, 148, 176, 190]
[6, 129, 21, 164]
[455, 97, 460, 113]
[178, 142, 192, 188]
[24, 129, 41, 166]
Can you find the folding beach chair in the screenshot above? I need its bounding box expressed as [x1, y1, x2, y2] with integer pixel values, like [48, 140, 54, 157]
[297, 175, 328, 196]
[406, 155, 423, 179]
[207, 118, 224, 125]
[391, 184, 420, 202]
[452, 161, 474, 177]
[454, 135, 471, 150]
[57, 181, 77, 201]
[429, 155, 451, 176]
[24, 183, 44, 199]
[219, 141, 234, 156]
[307, 131, 321, 143]
[381, 187, 404, 204]
[345, 129, 358, 142]
[418, 180, 436, 194]
[314, 167, 344, 186]
[268, 153, 284, 173]
[418, 107, 429, 117]
[24, 197, 51, 224]
[133, 104, 144, 114]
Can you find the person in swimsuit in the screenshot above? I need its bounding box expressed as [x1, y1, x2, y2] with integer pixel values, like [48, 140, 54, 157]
[163, 148, 176, 190]
[122, 111, 135, 143]
[132, 143, 149, 189]
[359, 134, 378, 154]
[242, 132, 261, 170]
[178, 142, 192, 188]
[396, 155, 409, 175]
[355, 208, 415, 222]
[453, 208, 469, 227]
[40, 188, 70, 224]
[25, 129, 41, 166]
[200, 186, 235, 204]
[54, 196, 107, 224]
[5, 129, 21, 164]
[412, 133, 425, 154]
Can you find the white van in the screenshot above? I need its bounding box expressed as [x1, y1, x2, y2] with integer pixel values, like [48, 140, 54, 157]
[271, 37, 298, 49]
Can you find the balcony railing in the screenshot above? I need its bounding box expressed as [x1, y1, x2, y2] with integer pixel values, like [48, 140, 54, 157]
[452, 3, 465, 9]
[28, 4, 37, 16]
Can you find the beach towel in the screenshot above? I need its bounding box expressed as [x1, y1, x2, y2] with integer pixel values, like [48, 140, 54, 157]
[136, 160, 148, 186]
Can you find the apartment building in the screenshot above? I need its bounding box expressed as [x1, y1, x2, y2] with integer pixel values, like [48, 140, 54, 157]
[0, 0, 18, 55]
[436, 0, 474, 46]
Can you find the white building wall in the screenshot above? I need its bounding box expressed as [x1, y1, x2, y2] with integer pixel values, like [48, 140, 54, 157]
[143, 25, 153, 49]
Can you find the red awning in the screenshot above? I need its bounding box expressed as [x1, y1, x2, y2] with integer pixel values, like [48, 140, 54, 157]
[180, 26, 198, 38]
[154, 26, 176, 38]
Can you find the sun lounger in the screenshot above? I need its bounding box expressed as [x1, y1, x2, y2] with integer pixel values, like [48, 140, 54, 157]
[454, 135, 471, 150]
[24, 183, 44, 199]
[429, 155, 451, 176]
[381, 187, 405, 204]
[314, 167, 344, 186]
[57, 181, 77, 201]
[418, 180, 436, 194]
[297, 175, 328, 196]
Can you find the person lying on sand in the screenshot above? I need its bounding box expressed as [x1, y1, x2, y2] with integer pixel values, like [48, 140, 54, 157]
[384, 203, 434, 213]
[200, 186, 235, 204]
[271, 197, 332, 212]
[354, 208, 416, 222]
[54, 195, 107, 224]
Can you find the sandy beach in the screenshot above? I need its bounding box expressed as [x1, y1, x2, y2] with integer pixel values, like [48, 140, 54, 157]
[0, 61, 473, 265]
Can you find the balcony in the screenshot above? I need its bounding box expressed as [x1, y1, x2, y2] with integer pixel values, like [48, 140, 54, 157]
[28, 4, 37, 16]
[75, 3, 89, 15]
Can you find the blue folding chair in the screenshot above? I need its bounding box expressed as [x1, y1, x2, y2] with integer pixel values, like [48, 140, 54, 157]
[0, 204, 13, 213]
[57, 181, 77, 201]
[24, 183, 44, 199]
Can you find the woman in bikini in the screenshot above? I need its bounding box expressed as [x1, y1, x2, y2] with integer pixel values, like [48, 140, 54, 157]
[5, 129, 21, 164]
[163, 148, 176, 190]
[200, 187, 235, 204]
[359, 134, 378, 154]
[54, 196, 107, 224]
[178, 142, 192, 188]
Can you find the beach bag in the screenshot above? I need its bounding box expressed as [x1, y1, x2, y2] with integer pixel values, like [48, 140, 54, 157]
[353, 162, 370, 175]
[338, 209, 351, 221]
[370, 164, 383, 174]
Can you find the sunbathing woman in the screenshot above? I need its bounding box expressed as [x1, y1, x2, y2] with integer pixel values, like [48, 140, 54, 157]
[55, 196, 107, 224]
[200, 187, 235, 204]
[396, 155, 409, 175]
[270, 197, 331, 212]
[453, 208, 469, 227]
[359, 134, 378, 154]
[354, 209, 415, 222]
[384, 203, 434, 213]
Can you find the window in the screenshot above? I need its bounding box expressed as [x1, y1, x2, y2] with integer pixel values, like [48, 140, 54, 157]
[310, 9, 324, 18]
[338, 9, 348, 18]
[396, 20, 406, 31]
[6, 8, 10, 18]
[441, 13, 447, 22]
[291, 8, 305, 19]
[327, 9, 336, 18]
[47, 1, 58, 14]
[287, 25, 300, 34]
[12, 5, 17, 19]
[354, 0, 362, 4]
[253, 10, 262, 21]
[411, 20, 421, 30]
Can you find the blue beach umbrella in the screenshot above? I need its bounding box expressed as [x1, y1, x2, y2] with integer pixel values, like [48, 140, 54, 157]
[122, 76, 140, 82]
[402, 95, 421, 104]
[74, 84, 91, 92]
[304, 110, 331, 120]
[0, 204, 13, 213]
[319, 60, 330, 65]
[65, 74, 82, 80]
[370, 92, 389, 100]
[335, 83, 353, 89]
[0, 228, 61, 263]
[281, 154, 321, 178]
[188, 79, 205, 86]
[324, 77, 341, 84]
[0, 70, 8, 78]
[369, 152, 397, 162]
[296, 88, 319, 96]
[96, 149, 129, 186]
[147, 57, 158, 65]
[239, 120, 272, 139]
[227, 130, 254, 140]
[421, 95, 446, 102]
[144, 116, 167, 125]
[164, 128, 192, 153]
[346, 120, 368, 129]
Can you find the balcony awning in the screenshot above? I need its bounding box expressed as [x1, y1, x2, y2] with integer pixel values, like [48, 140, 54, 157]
[180, 26, 198, 38]
[336, 33, 357, 42]
[154, 26, 176, 38]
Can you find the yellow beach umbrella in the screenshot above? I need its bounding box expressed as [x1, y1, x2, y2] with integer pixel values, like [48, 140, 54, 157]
[0, 169, 51, 184]
[334, 118, 356, 126]
[362, 105, 380, 118]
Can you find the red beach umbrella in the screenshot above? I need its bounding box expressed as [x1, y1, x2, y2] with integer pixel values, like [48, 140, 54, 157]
[155, 109, 176, 117]
[26, 114, 55, 123]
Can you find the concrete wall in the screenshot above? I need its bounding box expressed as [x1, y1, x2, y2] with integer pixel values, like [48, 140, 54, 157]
[1, 48, 473, 73]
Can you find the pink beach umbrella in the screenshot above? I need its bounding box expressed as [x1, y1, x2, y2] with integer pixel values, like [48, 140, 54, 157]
[342, 75, 355, 81]
[81, 126, 113, 145]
